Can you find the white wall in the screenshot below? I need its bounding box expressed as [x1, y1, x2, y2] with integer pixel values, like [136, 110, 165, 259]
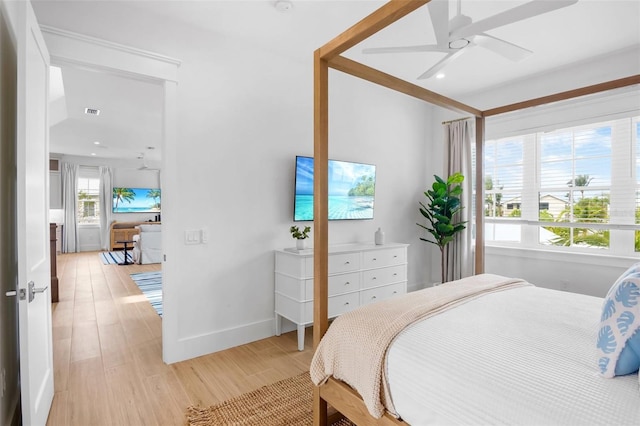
[157, 26, 433, 362]
[33, 2, 434, 362]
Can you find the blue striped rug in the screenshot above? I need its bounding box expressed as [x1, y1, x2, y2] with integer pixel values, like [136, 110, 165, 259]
[100, 251, 133, 265]
[129, 271, 162, 317]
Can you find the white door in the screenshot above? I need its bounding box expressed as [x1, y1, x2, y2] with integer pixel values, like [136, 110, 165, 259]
[7, 1, 54, 424]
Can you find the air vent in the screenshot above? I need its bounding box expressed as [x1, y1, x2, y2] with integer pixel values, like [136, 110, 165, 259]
[84, 107, 100, 116]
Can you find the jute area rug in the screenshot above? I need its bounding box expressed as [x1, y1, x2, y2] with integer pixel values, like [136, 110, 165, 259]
[186, 371, 354, 426]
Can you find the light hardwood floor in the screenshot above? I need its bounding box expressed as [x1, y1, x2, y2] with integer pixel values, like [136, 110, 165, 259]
[47, 251, 313, 426]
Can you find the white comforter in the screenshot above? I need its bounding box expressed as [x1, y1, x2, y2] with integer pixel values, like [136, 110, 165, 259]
[386, 286, 640, 425]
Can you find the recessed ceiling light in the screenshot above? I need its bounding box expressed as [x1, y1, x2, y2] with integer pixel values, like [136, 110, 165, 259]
[436, 73, 446, 79]
[84, 107, 100, 116]
[93, 141, 100, 145]
[91, 153, 96, 156]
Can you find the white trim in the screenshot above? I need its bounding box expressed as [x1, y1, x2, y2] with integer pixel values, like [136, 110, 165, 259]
[486, 244, 637, 268]
[40, 25, 181, 83]
[40, 25, 181, 67]
[166, 318, 274, 364]
[40, 25, 181, 364]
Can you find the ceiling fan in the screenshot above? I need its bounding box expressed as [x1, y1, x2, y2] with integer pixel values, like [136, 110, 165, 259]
[362, 0, 578, 79]
[137, 152, 160, 171]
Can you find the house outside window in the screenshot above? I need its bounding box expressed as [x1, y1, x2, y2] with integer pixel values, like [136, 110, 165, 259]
[77, 169, 100, 225]
[484, 136, 524, 242]
[485, 116, 638, 256]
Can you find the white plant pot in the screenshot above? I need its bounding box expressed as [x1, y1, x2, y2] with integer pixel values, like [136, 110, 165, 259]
[296, 239, 306, 250]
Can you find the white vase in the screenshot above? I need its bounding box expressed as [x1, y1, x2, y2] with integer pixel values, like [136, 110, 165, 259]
[296, 239, 306, 250]
[375, 227, 385, 245]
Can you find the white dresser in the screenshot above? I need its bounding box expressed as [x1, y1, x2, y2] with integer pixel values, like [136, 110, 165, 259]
[274, 242, 409, 350]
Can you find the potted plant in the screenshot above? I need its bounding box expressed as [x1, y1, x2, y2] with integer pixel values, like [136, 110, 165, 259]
[290, 225, 311, 250]
[417, 172, 467, 284]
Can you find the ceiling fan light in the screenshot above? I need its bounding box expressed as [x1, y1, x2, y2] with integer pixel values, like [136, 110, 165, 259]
[449, 38, 470, 49]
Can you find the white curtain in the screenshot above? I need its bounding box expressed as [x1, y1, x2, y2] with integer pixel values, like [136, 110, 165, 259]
[61, 162, 78, 253]
[99, 166, 113, 251]
[444, 120, 474, 281]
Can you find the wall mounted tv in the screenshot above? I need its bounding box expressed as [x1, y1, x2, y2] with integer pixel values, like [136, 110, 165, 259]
[112, 187, 161, 213]
[294, 155, 376, 221]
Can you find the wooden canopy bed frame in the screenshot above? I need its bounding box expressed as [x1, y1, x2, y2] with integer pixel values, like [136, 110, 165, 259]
[311, 1, 640, 425]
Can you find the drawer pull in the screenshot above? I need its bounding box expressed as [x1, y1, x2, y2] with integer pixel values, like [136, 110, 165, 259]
[393, 255, 398, 258]
[344, 282, 350, 286]
[344, 302, 350, 306]
[393, 291, 398, 294]
[345, 261, 350, 265]
[371, 296, 377, 300]
[372, 258, 377, 261]
[372, 277, 377, 280]
[393, 273, 398, 276]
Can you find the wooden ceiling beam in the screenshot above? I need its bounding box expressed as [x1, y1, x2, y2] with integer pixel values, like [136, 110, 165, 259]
[329, 55, 482, 117]
[483, 75, 640, 117]
[318, 0, 430, 61]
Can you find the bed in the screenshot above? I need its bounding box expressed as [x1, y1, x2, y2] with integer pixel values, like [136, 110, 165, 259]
[311, 1, 640, 425]
[311, 273, 640, 425]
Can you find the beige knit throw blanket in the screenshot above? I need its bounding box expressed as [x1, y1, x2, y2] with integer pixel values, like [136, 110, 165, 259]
[310, 273, 531, 419]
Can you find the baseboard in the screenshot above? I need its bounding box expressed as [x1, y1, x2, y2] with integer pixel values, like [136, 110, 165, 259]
[163, 318, 274, 364]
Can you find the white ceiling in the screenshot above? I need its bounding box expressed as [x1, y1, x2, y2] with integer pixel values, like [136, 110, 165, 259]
[49, 66, 163, 162]
[33, 0, 640, 162]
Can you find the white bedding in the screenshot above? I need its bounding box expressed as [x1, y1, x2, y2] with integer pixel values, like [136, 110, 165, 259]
[386, 286, 640, 425]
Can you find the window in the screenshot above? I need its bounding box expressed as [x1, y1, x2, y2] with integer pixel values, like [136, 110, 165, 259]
[484, 137, 523, 242]
[77, 168, 100, 225]
[538, 125, 611, 249]
[485, 116, 638, 256]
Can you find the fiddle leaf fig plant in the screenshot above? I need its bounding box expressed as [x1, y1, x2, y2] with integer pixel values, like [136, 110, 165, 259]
[417, 172, 467, 284]
[290, 225, 311, 240]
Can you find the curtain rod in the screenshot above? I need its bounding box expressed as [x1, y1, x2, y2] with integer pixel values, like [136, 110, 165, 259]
[442, 117, 472, 125]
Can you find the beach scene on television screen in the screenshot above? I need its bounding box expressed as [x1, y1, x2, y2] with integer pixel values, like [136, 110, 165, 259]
[113, 187, 161, 213]
[295, 157, 375, 221]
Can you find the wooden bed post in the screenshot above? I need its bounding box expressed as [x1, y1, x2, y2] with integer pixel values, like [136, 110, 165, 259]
[475, 116, 485, 274]
[313, 48, 329, 426]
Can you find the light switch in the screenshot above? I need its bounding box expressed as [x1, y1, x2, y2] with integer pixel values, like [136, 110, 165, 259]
[184, 230, 200, 245]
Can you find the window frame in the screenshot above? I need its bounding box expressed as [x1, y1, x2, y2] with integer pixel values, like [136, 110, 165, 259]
[76, 166, 101, 226]
[484, 116, 639, 257]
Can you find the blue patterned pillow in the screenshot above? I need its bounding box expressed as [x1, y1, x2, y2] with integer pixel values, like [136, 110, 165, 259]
[597, 267, 640, 377]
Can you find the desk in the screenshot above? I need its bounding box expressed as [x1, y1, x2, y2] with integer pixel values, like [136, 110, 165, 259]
[116, 240, 135, 265]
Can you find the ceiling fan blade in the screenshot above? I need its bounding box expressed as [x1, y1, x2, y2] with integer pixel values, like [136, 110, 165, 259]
[451, 0, 578, 40]
[362, 44, 448, 54]
[417, 48, 468, 80]
[427, 0, 449, 48]
[474, 34, 532, 62]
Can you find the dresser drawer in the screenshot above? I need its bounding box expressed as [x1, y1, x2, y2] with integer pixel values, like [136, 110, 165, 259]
[302, 292, 360, 324]
[360, 282, 406, 306]
[362, 264, 406, 289]
[361, 247, 406, 269]
[329, 252, 360, 274]
[304, 272, 360, 299]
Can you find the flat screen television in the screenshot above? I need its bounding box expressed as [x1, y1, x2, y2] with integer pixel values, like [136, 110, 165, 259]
[112, 187, 161, 213]
[294, 156, 376, 221]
